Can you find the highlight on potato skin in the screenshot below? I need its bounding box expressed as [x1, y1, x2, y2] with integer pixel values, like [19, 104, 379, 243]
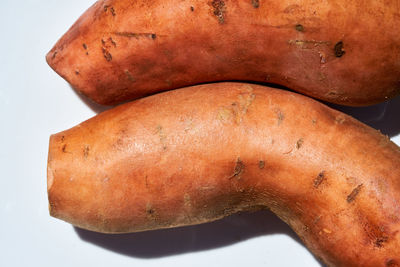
[46, 0, 400, 106]
[47, 83, 400, 267]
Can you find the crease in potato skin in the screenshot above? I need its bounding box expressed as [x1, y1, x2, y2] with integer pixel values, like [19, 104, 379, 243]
[46, 0, 400, 106]
[48, 83, 400, 267]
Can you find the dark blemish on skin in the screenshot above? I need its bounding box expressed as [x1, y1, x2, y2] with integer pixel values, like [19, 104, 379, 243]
[334, 41, 345, 57]
[86, 52, 89, 56]
[312, 119, 317, 125]
[145, 176, 149, 188]
[277, 110, 285, 125]
[83, 145, 90, 159]
[104, 5, 116, 16]
[52, 51, 57, 60]
[230, 158, 245, 179]
[146, 205, 155, 215]
[125, 70, 136, 82]
[156, 125, 167, 150]
[62, 144, 67, 153]
[252, 0, 260, 8]
[313, 215, 322, 225]
[101, 39, 106, 45]
[82, 43, 87, 50]
[110, 7, 116, 16]
[61, 136, 65, 142]
[114, 32, 157, 40]
[258, 160, 265, 169]
[102, 47, 112, 62]
[314, 171, 326, 188]
[347, 184, 363, 203]
[386, 259, 399, 267]
[296, 138, 304, 149]
[110, 37, 117, 47]
[375, 236, 388, 248]
[295, 24, 304, 32]
[75, 70, 79, 75]
[190, 6, 194, 11]
[211, 0, 226, 24]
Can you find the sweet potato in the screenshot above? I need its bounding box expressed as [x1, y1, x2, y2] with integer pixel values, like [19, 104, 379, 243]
[47, 83, 400, 267]
[46, 0, 400, 106]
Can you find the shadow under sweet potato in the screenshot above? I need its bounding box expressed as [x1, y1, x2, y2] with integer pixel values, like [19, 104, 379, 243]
[75, 209, 324, 266]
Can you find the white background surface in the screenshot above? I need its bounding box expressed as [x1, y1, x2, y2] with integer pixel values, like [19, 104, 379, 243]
[0, 1, 399, 267]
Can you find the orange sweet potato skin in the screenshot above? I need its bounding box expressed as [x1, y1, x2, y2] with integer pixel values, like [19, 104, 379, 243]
[46, 0, 400, 106]
[48, 83, 400, 267]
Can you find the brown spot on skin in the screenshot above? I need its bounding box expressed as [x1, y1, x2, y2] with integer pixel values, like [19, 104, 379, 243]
[190, 6, 194, 11]
[62, 144, 67, 153]
[362, 220, 389, 248]
[110, 37, 117, 47]
[375, 236, 389, 247]
[75, 70, 79, 75]
[314, 171, 326, 188]
[386, 259, 399, 267]
[146, 203, 156, 218]
[211, 0, 226, 24]
[82, 43, 87, 50]
[252, 0, 260, 8]
[296, 138, 304, 149]
[104, 5, 116, 16]
[295, 24, 304, 32]
[258, 160, 265, 169]
[347, 184, 363, 203]
[102, 48, 112, 62]
[52, 51, 57, 59]
[125, 70, 136, 82]
[230, 158, 245, 180]
[110, 7, 116, 16]
[313, 215, 322, 225]
[83, 145, 90, 159]
[114, 32, 157, 40]
[277, 110, 285, 125]
[61, 136, 65, 142]
[312, 119, 317, 125]
[156, 125, 167, 150]
[334, 41, 345, 57]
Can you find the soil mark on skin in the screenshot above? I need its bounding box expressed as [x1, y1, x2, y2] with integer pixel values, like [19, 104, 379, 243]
[347, 184, 363, 203]
[114, 32, 157, 40]
[334, 41, 345, 57]
[314, 171, 326, 188]
[252, 0, 260, 8]
[211, 0, 226, 24]
[230, 158, 245, 180]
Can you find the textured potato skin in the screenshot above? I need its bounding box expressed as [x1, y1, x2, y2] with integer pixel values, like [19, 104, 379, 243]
[48, 83, 400, 267]
[46, 0, 400, 106]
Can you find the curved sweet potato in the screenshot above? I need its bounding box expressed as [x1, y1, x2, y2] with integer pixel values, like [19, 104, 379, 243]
[47, 83, 400, 266]
[46, 0, 400, 106]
